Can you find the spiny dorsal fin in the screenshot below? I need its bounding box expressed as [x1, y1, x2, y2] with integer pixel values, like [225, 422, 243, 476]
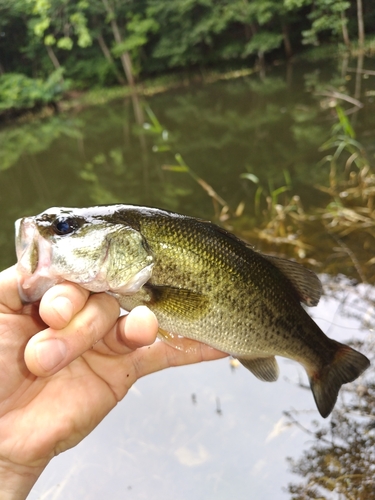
[238, 356, 279, 382]
[263, 254, 322, 307]
[146, 284, 209, 319]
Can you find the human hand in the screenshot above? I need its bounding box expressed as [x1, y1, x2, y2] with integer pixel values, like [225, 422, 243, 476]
[0, 266, 226, 500]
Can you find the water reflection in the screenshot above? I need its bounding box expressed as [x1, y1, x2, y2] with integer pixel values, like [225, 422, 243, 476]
[286, 278, 375, 499]
[0, 58, 374, 498]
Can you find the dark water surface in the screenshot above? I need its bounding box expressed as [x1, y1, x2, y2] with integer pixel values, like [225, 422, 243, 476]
[1, 59, 375, 498]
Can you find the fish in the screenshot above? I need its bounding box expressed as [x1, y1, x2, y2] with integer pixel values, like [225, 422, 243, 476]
[15, 204, 370, 418]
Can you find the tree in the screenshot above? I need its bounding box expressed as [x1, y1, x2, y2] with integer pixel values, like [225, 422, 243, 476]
[100, 0, 135, 87]
[357, 0, 365, 48]
[0, 0, 374, 92]
[27, 0, 92, 71]
[229, 0, 296, 61]
[0, 0, 31, 74]
[284, 0, 352, 47]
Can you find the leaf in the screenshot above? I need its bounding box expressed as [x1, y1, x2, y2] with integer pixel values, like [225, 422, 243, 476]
[144, 106, 164, 133]
[44, 34, 56, 46]
[152, 145, 171, 152]
[336, 105, 355, 138]
[162, 165, 189, 172]
[235, 201, 245, 217]
[57, 37, 73, 50]
[240, 173, 260, 184]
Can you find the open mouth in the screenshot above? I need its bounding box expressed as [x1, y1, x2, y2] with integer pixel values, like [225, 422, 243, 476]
[15, 217, 62, 303]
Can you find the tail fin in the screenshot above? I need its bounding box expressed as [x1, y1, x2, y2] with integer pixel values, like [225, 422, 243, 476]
[309, 342, 370, 418]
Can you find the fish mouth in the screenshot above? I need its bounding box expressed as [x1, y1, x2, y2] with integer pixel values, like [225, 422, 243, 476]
[15, 217, 62, 303]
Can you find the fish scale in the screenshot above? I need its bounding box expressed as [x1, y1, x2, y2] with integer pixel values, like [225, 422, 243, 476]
[15, 204, 370, 418]
[132, 213, 314, 355]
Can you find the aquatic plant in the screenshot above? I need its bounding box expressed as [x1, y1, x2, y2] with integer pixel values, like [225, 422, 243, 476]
[316, 105, 375, 238]
[146, 97, 375, 281]
[237, 101, 375, 280]
[144, 105, 237, 220]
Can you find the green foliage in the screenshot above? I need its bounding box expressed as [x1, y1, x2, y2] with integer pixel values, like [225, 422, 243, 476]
[243, 32, 284, 56]
[0, 69, 67, 113]
[111, 14, 159, 56]
[57, 37, 74, 50]
[319, 106, 362, 167]
[0, 0, 374, 104]
[27, 0, 92, 49]
[64, 55, 118, 88]
[111, 11, 159, 75]
[302, 0, 350, 46]
[70, 11, 92, 48]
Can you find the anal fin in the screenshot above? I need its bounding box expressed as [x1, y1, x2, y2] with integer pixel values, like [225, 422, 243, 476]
[238, 356, 279, 382]
[157, 327, 186, 351]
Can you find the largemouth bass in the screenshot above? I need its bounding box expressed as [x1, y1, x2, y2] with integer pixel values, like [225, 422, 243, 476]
[15, 205, 370, 417]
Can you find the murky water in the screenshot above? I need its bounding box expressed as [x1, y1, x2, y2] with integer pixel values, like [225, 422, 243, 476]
[1, 58, 375, 499]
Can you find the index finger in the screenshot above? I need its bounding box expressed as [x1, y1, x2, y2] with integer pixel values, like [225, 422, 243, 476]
[25, 292, 120, 377]
[0, 265, 23, 313]
[39, 282, 90, 330]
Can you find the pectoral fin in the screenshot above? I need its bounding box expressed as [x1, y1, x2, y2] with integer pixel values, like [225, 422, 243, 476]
[145, 284, 209, 319]
[238, 356, 279, 382]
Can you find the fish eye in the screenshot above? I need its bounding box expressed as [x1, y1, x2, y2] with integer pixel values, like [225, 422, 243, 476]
[52, 217, 80, 236]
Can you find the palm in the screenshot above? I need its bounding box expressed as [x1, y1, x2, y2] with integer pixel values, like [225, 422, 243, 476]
[0, 305, 120, 469]
[0, 274, 226, 475]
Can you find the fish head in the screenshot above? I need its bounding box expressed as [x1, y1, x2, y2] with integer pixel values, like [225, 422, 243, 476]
[15, 206, 154, 303]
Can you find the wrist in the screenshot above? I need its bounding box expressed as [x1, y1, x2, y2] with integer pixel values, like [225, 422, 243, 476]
[0, 460, 45, 500]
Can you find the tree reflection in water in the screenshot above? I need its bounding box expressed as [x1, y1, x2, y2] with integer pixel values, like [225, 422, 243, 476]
[285, 280, 375, 500]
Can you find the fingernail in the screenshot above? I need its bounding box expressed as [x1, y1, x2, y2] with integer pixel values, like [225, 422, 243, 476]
[51, 296, 73, 323]
[35, 339, 67, 372]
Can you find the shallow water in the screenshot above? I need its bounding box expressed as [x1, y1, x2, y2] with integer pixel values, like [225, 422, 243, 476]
[1, 58, 375, 498]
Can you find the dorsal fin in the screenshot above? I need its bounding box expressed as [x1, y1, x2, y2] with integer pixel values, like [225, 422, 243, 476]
[263, 254, 323, 307]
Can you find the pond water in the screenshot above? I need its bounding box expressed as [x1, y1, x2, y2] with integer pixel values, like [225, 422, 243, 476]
[0, 58, 375, 499]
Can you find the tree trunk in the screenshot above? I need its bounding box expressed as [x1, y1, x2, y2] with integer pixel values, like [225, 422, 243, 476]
[258, 51, 265, 79]
[282, 22, 293, 58]
[357, 0, 365, 48]
[97, 32, 126, 85]
[119, 50, 135, 88]
[352, 52, 364, 128]
[46, 45, 61, 70]
[130, 90, 144, 125]
[101, 0, 135, 88]
[341, 52, 349, 78]
[341, 11, 351, 48]
[354, 52, 364, 101]
[244, 24, 251, 41]
[286, 60, 293, 87]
